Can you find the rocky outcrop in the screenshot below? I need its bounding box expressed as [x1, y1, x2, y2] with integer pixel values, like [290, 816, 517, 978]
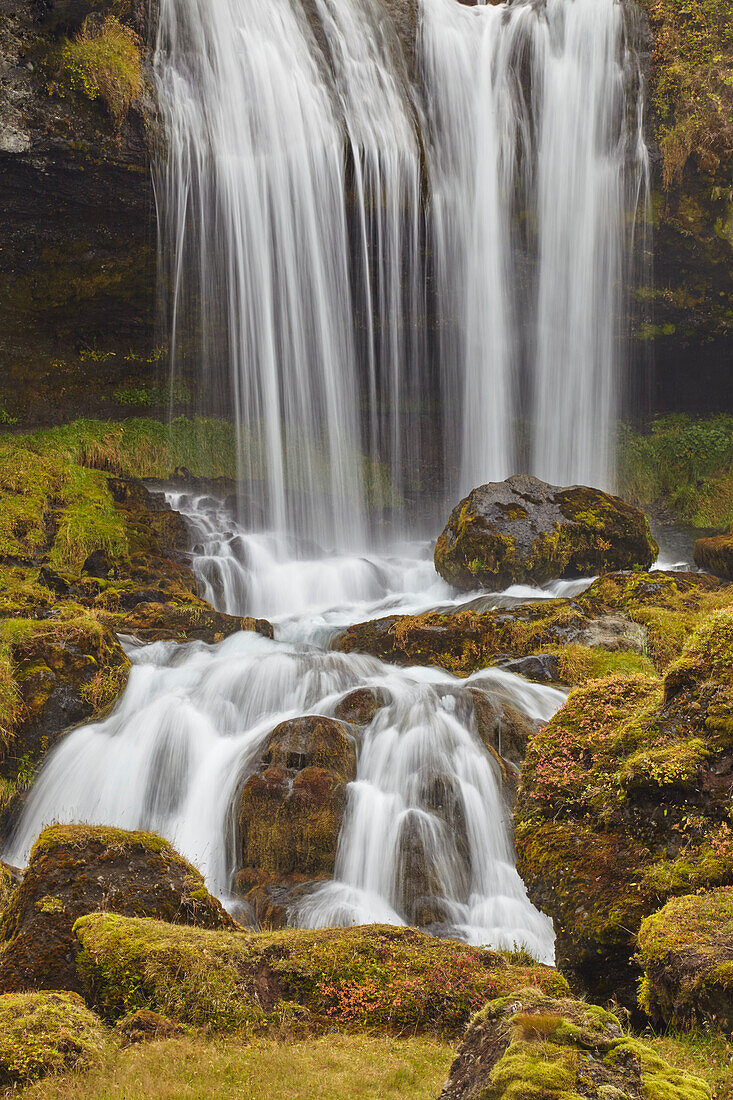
[237, 716, 357, 927]
[638, 888, 733, 1034]
[515, 606, 733, 1009]
[0, 989, 108, 1087]
[433, 475, 658, 592]
[336, 569, 724, 680]
[439, 988, 710, 1100]
[0, 824, 235, 993]
[694, 527, 733, 581]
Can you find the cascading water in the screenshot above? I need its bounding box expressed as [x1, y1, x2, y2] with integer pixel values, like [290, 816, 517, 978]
[3, 0, 651, 962]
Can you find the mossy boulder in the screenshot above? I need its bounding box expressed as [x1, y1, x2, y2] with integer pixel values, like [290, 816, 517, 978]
[0, 824, 235, 994]
[433, 475, 658, 592]
[334, 686, 391, 725]
[0, 989, 108, 1087]
[73, 914, 568, 1035]
[114, 1007, 186, 1047]
[439, 988, 710, 1100]
[695, 527, 733, 581]
[638, 887, 733, 1034]
[515, 606, 733, 1008]
[238, 716, 357, 925]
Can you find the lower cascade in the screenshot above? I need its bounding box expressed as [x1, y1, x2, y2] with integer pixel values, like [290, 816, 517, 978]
[5, 493, 565, 962]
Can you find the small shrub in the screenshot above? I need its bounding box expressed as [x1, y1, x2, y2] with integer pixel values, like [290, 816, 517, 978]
[49, 15, 143, 128]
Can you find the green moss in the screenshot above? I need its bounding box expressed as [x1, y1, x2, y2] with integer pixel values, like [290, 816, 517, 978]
[72, 915, 565, 1037]
[0, 990, 108, 1087]
[30, 824, 172, 861]
[48, 15, 143, 127]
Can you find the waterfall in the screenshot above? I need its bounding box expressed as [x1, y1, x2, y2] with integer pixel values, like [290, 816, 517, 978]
[3, 0, 650, 961]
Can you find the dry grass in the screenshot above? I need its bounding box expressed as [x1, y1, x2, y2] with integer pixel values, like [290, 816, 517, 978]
[22, 1033, 454, 1100]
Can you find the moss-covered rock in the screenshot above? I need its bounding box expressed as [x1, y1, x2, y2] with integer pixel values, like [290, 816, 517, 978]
[73, 914, 568, 1035]
[433, 475, 658, 592]
[237, 716, 357, 925]
[114, 1007, 186, 1046]
[638, 887, 733, 1034]
[333, 686, 391, 725]
[336, 569, 728, 680]
[0, 989, 109, 1087]
[515, 606, 733, 1008]
[0, 824, 235, 994]
[695, 527, 733, 581]
[440, 988, 710, 1100]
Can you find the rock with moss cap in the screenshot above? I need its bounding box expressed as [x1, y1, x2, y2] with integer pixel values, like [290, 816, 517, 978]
[237, 716, 357, 926]
[439, 987, 710, 1100]
[638, 887, 733, 1034]
[0, 824, 235, 994]
[695, 527, 733, 581]
[515, 606, 733, 1008]
[73, 913, 568, 1034]
[434, 474, 658, 592]
[0, 989, 108, 1087]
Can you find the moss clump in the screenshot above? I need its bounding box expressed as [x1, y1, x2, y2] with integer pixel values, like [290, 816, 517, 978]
[515, 607, 733, 1006]
[695, 526, 733, 581]
[49, 15, 143, 127]
[636, 0, 733, 188]
[0, 825, 235, 994]
[638, 888, 733, 1033]
[73, 915, 567, 1037]
[0, 990, 108, 1087]
[441, 988, 710, 1100]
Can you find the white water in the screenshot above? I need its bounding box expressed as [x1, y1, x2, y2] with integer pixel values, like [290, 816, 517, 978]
[5, 494, 574, 961]
[422, 0, 649, 493]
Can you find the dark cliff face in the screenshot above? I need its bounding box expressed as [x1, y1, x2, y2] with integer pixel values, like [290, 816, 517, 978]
[0, 0, 158, 426]
[633, 0, 733, 417]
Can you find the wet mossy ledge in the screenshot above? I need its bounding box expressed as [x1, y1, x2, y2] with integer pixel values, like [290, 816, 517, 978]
[0, 418, 272, 822]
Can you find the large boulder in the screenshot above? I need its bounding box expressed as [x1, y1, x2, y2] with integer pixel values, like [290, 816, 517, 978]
[73, 914, 568, 1033]
[238, 716, 357, 926]
[434, 474, 658, 591]
[638, 888, 733, 1034]
[439, 988, 710, 1100]
[0, 990, 108, 1088]
[695, 527, 733, 580]
[515, 607, 733, 1008]
[0, 825, 235, 993]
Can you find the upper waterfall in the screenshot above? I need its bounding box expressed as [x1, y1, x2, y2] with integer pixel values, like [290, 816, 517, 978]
[154, 0, 648, 538]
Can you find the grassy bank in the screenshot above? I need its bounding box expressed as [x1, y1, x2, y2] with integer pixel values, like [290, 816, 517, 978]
[618, 415, 733, 529]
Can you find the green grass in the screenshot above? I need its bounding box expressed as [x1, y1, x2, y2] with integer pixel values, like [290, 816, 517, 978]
[618, 415, 733, 529]
[644, 1031, 733, 1100]
[48, 14, 143, 127]
[21, 1034, 454, 1100]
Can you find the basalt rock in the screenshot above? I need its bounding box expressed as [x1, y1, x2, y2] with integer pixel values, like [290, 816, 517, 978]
[0, 824, 235, 994]
[433, 474, 658, 591]
[238, 716, 357, 924]
[638, 887, 733, 1034]
[439, 988, 709, 1100]
[694, 527, 733, 581]
[515, 606, 733, 1009]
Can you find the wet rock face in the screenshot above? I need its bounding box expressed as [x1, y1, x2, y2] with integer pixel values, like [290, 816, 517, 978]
[334, 686, 390, 725]
[638, 887, 733, 1035]
[0, 824, 235, 994]
[0, 0, 157, 426]
[694, 528, 733, 581]
[434, 474, 658, 591]
[439, 989, 709, 1100]
[238, 716, 357, 924]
